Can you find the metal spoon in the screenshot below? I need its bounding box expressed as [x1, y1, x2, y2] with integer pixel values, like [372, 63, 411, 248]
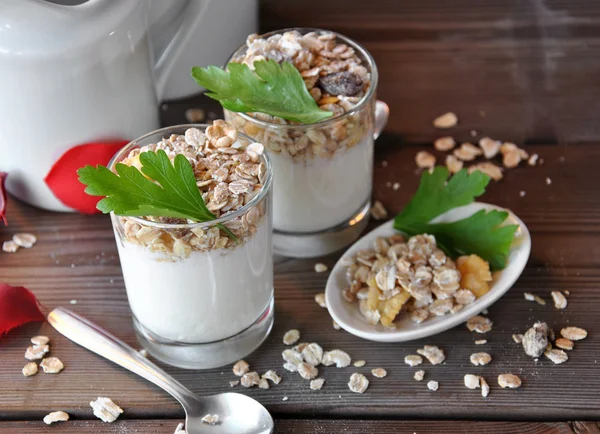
[48, 307, 274, 434]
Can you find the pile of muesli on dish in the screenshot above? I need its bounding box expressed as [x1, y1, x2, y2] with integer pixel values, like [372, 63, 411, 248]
[341, 232, 493, 327]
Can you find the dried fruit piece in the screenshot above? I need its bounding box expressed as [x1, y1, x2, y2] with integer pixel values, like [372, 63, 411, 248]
[464, 374, 481, 389]
[379, 290, 411, 326]
[498, 374, 521, 389]
[262, 370, 282, 385]
[233, 360, 250, 376]
[301, 343, 324, 366]
[561, 327, 587, 341]
[43, 411, 69, 425]
[415, 151, 436, 169]
[90, 397, 123, 423]
[446, 154, 464, 174]
[551, 291, 567, 309]
[417, 345, 445, 365]
[466, 316, 493, 333]
[434, 136, 456, 151]
[314, 293, 327, 308]
[25, 344, 50, 361]
[554, 338, 574, 351]
[457, 255, 492, 297]
[298, 362, 318, 380]
[371, 368, 387, 378]
[478, 137, 501, 159]
[22, 362, 38, 377]
[283, 329, 300, 345]
[322, 349, 352, 368]
[314, 263, 328, 273]
[241, 371, 260, 387]
[404, 355, 423, 367]
[480, 377, 490, 397]
[310, 378, 325, 390]
[318, 71, 364, 96]
[31, 335, 49, 346]
[427, 380, 439, 391]
[544, 348, 568, 364]
[201, 414, 220, 425]
[40, 357, 64, 374]
[433, 112, 458, 129]
[522, 322, 550, 357]
[13, 233, 37, 248]
[470, 352, 492, 366]
[348, 373, 369, 393]
[414, 370, 425, 381]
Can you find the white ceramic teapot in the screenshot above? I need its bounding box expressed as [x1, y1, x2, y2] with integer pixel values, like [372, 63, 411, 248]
[0, 0, 257, 212]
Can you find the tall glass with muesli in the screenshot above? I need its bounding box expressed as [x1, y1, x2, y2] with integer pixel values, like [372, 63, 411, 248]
[225, 28, 388, 257]
[108, 122, 273, 369]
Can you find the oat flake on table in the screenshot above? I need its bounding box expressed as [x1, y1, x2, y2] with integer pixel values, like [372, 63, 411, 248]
[348, 373, 369, 393]
[43, 411, 69, 425]
[283, 329, 301, 345]
[427, 381, 439, 391]
[90, 397, 123, 423]
[232, 359, 250, 376]
[310, 378, 325, 390]
[560, 327, 587, 341]
[414, 370, 425, 381]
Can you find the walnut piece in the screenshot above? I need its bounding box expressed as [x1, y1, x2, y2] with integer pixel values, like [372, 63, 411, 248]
[258, 378, 270, 389]
[478, 137, 501, 159]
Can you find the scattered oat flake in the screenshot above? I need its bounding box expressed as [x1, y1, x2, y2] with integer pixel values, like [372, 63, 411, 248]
[333, 320, 341, 330]
[90, 397, 123, 423]
[40, 357, 64, 374]
[464, 374, 481, 389]
[229, 380, 239, 387]
[427, 380, 439, 391]
[262, 370, 282, 385]
[433, 112, 458, 129]
[283, 329, 301, 345]
[470, 352, 492, 366]
[480, 377, 490, 397]
[314, 292, 327, 308]
[434, 136, 456, 151]
[404, 355, 423, 367]
[298, 362, 318, 380]
[498, 374, 521, 389]
[545, 348, 568, 364]
[70, 299, 78, 305]
[43, 411, 69, 425]
[233, 360, 250, 376]
[310, 378, 325, 390]
[415, 151, 436, 169]
[241, 371, 260, 387]
[466, 316, 493, 333]
[520, 191, 526, 197]
[414, 370, 425, 381]
[445, 154, 464, 174]
[528, 153, 539, 166]
[201, 414, 220, 425]
[561, 327, 587, 341]
[25, 344, 49, 361]
[322, 349, 352, 368]
[468, 162, 503, 181]
[31, 335, 49, 345]
[22, 362, 38, 377]
[371, 200, 388, 220]
[392, 182, 400, 190]
[551, 291, 567, 309]
[282, 396, 289, 401]
[524, 292, 546, 305]
[13, 233, 37, 248]
[371, 368, 387, 378]
[314, 263, 328, 273]
[417, 345, 445, 365]
[478, 137, 501, 159]
[546, 177, 552, 185]
[258, 378, 270, 389]
[475, 339, 487, 345]
[353, 360, 366, 367]
[302, 343, 324, 366]
[2, 240, 19, 253]
[512, 334, 524, 344]
[555, 338, 574, 351]
[348, 373, 369, 393]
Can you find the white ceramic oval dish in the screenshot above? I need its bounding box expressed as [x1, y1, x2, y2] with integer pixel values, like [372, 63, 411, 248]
[325, 202, 531, 343]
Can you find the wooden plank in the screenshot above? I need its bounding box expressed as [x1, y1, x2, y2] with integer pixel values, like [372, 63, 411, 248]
[0, 420, 581, 434]
[1, 143, 599, 421]
[257, 0, 600, 143]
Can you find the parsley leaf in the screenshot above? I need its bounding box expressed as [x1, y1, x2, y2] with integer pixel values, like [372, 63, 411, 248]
[77, 150, 237, 241]
[394, 167, 517, 270]
[191, 60, 333, 124]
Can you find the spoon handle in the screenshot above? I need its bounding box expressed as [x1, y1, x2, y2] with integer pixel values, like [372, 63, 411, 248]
[48, 307, 199, 410]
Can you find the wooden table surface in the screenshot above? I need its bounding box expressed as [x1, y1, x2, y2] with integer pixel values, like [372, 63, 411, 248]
[1, 106, 600, 432]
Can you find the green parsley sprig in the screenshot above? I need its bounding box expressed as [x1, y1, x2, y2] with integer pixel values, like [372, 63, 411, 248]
[77, 150, 236, 241]
[394, 167, 517, 270]
[191, 60, 333, 124]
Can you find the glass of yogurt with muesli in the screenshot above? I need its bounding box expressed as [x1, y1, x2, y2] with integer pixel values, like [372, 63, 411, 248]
[225, 28, 389, 258]
[108, 121, 273, 369]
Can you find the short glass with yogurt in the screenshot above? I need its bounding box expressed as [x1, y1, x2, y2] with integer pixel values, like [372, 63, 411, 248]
[225, 28, 388, 258]
[109, 124, 274, 369]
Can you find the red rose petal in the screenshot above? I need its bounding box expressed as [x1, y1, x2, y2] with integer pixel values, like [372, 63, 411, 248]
[0, 172, 7, 225]
[44, 141, 128, 214]
[0, 284, 45, 337]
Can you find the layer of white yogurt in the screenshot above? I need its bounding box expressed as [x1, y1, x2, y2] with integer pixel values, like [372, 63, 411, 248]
[116, 221, 273, 344]
[271, 135, 373, 233]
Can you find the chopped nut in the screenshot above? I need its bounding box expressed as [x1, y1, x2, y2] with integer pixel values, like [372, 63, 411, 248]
[232, 360, 250, 376]
[480, 377, 490, 397]
[544, 348, 568, 364]
[561, 327, 587, 341]
[229, 380, 239, 387]
[258, 378, 270, 389]
[262, 370, 282, 385]
[314, 263, 328, 273]
[427, 380, 439, 391]
[414, 370, 425, 381]
[446, 155, 464, 174]
[434, 136, 456, 151]
[478, 137, 501, 159]
[417, 345, 445, 365]
[348, 373, 369, 393]
[470, 352, 492, 366]
[43, 411, 69, 425]
[433, 112, 458, 129]
[466, 316, 493, 333]
[353, 360, 366, 367]
[322, 349, 352, 368]
[25, 344, 49, 361]
[524, 292, 546, 305]
[404, 355, 423, 367]
[298, 362, 318, 380]
[283, 329, 301, 345]
[415, 151, 436, 168]
[2, 240, 19, 253]
[301, 343, 324, 366]
[333, 320, 341, 330]
[13, 233, 37, 248]
[551, 291, 567, 309]
[201, 414, 220, 425]
[468, 162, 503, 181]
[31, 335, 49, 346]
[475, 339, 487, 345]
[90, 397, 123, 423]
[498, 374, 521, 389]
[241, 371, 260, 387]
[314, 293, 327, 308]
[522, 322, 550, 358]
[40, 357, 64, 374]
[554, 338, 574, 351]
[371, 200, 388, 220]
[371, 368, 387, 378]
[464, 374, 481, 389]
[310, 378, 325, 390]
[512, 334, 524, 344]
[22, 362, 38, 377]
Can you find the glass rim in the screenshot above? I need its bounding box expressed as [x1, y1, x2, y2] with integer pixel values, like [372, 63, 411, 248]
[224, 27, 378, 130]
[107, 123, 273, 229]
